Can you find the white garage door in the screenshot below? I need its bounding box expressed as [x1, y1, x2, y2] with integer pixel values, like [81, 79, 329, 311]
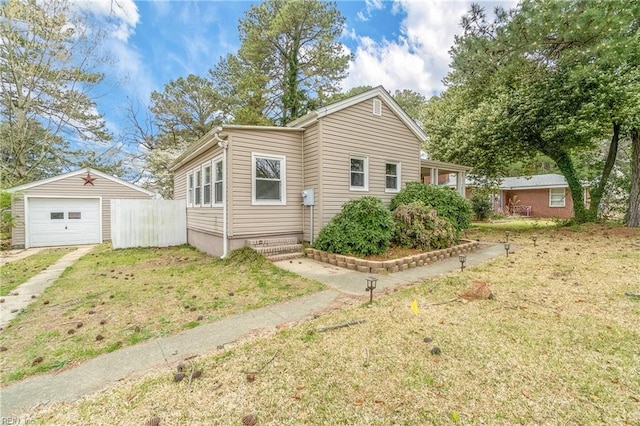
[27, 198, 101, 247]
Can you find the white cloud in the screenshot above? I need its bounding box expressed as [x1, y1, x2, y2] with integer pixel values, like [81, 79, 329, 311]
[357, 0, 385, 21]
[344, 0, 517, 96]
[72, 0, 139, 41]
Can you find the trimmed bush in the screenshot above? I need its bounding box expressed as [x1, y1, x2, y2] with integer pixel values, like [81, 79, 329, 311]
[390, 182, 472, 231]
[393, 201, 457, 250]
[313, 196, 394, 256]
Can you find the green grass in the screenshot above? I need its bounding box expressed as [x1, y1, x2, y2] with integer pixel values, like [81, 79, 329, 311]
[0, 248, 75, 296]
[28, 224, 640, 425]
[0, 245, 324, 383]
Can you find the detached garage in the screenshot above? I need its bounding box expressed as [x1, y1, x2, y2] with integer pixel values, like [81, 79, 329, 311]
[8, 168, 155, 248]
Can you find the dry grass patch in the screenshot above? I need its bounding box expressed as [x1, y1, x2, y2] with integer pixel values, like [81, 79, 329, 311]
[0, 245, 323, 384]
[27, 224, 640, 425]
[0, 248, 75, 296]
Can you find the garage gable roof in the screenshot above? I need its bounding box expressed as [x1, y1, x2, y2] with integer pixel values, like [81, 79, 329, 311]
[6, 168, 155, 196]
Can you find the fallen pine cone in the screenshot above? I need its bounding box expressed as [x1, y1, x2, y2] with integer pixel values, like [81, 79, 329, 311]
[241, 413, 257, 426]
[146, 417, 161, 426]
[32, 356, 44, 366]
[191, 370, 202, 380]
[174, 372, 185, 382]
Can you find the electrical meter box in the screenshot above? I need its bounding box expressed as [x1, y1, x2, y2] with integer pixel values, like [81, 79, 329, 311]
[302, 188, 315, 206]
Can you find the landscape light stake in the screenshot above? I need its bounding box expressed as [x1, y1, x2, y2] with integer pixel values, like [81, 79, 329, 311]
[505, 231, 510, 242]
[504, 243, 510, 258]
[459, 254, 466, 272]
[365, 276, 378, 304]
[532, 234, 538, 247]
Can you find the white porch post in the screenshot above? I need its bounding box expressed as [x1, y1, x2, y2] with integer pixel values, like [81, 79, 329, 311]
[457, 171, 466, 196]
[430, 168, 439, 185]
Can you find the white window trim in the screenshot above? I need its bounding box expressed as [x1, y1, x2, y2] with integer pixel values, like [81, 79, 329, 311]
[213, 155, 224, 207]
[202, 162, 212, 207]
[187, 172, 194, 207]
[252, 152, 287, 206]
[549, 187, 566, 207]
[350, 156, 369, 192]
[385, 161, 401, 193]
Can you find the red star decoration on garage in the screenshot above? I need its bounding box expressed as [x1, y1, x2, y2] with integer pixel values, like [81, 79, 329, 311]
[82, 172, 97, 186]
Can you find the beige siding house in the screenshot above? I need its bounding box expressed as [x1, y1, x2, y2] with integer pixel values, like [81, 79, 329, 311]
[171, 86, 470, 257]
[8, 168, 155, 248]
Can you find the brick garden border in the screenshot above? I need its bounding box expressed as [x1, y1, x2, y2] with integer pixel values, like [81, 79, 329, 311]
[304, 240, 480, 274]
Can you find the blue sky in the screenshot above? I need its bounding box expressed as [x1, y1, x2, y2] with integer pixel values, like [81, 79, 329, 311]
[77, 0, 515, 154]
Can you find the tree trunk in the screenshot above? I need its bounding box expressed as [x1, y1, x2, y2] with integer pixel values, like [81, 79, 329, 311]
[588, 122, 620, 219]
[551, 149, 591, 223]
[627, 127, 640, 227]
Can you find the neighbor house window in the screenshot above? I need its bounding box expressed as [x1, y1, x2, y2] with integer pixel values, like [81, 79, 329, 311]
[203, 164, 212, 205]
[549, 188, 566, 207]
[253, 153, 286, 205]
[214, 158, 223, 205]
[187, 172, 194, 207]
[68, 212, 81, 220]
[350, 156, 368, 191]
[50, 212, 64, 220]
[195, 169, 202, 206]
[385, 162, 401, 192]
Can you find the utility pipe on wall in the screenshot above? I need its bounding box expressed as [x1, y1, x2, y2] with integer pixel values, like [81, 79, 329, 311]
[213, 129, 229, 258]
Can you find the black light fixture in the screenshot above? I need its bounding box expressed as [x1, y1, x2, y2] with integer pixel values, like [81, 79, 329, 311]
[532, 234, 538, 247]
[505, 230, 510, 242]
[366, 276, 378, 304]
[504, 242, 510, 257]
[459, 254, 466, 272]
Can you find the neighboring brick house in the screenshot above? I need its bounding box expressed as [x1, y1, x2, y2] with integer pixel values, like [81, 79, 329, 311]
[467, 174, 588, 219]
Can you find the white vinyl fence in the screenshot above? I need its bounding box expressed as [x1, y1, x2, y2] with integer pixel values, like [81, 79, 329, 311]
[111, 199, 186, 249]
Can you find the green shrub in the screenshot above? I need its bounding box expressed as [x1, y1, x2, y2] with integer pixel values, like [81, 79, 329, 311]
[470, 190, 493, 221]
[314, 197, 394, 256]
[393, 201, 457, 250]
[390, 182, 472, 231]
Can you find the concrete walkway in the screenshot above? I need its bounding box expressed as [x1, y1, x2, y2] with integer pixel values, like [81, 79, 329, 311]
[0, 246, 96, 329]
[0, 242, 504, 417]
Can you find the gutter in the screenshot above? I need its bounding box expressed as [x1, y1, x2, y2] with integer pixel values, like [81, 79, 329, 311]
[213, 128, 229, 258]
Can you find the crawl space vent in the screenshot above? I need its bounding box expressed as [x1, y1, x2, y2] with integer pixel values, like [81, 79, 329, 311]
[372, 98, 382, 116]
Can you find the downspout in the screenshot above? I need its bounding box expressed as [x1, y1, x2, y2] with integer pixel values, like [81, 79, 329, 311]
[213, 128, 229, 258]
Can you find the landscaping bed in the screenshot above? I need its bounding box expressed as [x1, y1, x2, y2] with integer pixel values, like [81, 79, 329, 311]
[305, 239, 480, 273]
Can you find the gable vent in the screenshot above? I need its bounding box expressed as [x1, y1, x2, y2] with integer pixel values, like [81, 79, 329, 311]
[372, 99, 382, 116]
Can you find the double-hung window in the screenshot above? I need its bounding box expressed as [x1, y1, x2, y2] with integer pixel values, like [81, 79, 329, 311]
[385, 162, 401, 192]
[350, 156, 368, 191]
[549, 188, 566, 207]
[214, 158, 224, 205]
[187, 172, 194, 207]
[194, 169, 202, 206]
[253, 153, 286, 205]
[203, 165, 212, 205]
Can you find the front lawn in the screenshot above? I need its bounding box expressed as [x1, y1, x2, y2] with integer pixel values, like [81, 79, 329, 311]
[0, 245, 324, 384]
[0, 248, 75, 296]
[28, 224, 640, 425]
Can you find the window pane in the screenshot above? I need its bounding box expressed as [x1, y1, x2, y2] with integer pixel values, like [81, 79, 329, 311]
[386, 163, 397, 175]
[215, 161, 223, 181]
[204, 166, 211, 184]
[351, 158, 364, 172]
[203, 184, 211, 204]
[255, 158, 280, 179]
[215, 182, 223, 203]
[386, 176, 397, 189]
[51, 212, 64, 220]
[351, 172, 364, 187]
[256, 180, 281, 200]
[68, 212, 81, 220]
